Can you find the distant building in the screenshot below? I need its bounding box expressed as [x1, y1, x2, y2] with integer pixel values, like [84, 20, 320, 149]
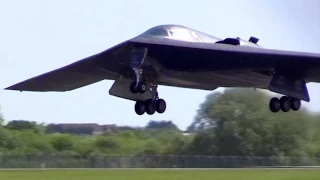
[47, 123, 117, 135]
[92, 124, 117, 135]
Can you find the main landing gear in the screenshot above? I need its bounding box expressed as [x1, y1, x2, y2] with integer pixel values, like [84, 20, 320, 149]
[267, 73, 309, 113]
[132, 83, 167, 115]
[129, 73, 167, 115]
[129, 46, 167, 115]
[269, 96, 301, 113]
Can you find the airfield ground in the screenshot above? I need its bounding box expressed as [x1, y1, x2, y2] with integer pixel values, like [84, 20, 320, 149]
[0, 168, 319, 180]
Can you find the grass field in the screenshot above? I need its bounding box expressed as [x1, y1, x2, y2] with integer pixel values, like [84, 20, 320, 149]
[0, 168, 319, 180]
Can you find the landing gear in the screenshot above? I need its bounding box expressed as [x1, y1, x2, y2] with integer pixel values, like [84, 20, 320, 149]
[269, 96, 301, 113]
[133, 84, 167, 115]
[129, 46, 167, 116]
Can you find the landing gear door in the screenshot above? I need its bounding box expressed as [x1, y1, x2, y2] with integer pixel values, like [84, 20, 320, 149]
[109, 76, 152, 102]
[268, 74, 310, 102]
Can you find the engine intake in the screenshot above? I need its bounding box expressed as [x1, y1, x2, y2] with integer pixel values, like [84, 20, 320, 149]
[215, 38, 240, 45]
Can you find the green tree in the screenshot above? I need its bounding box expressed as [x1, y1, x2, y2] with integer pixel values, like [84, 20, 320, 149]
[50, 134, 75, 152]
[5, 120, 42, 133]
[139, 139, 162, 155]
[0, 127, 22, 150]
[304, 113, 320, 157]
[163, 135, 192, 155]
[187, 132, 217, 155]
[187, 88, 310, 157]
[73, 136, 96, 155]
[145, 120, 179, 130]
[0, 106, 4, 126]
[95, 136, 120, 154]
[187, 92, 222, 132]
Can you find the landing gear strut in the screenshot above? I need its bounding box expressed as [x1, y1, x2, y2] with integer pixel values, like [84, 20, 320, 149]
[269, 96, 301, 113]
[130, 47, 148, 94]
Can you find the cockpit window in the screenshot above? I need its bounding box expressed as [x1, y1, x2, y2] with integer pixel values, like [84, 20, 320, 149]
[169, 28, 202, 42]
[143, 28, 169, 37]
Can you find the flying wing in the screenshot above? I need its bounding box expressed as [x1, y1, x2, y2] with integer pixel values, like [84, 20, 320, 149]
[5, 24, 320, 116]
[5, 22, 320, 94]
[6, 36, 320, 92]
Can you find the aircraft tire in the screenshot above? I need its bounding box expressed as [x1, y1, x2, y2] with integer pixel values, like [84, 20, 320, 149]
[280, 96, 291, 112]
[145, 99, 156, 115]
[155, 99, 166, 113]
[290, 98, 301, 111]
[269, 97, 281, 113]
[134, 101, 146, 115]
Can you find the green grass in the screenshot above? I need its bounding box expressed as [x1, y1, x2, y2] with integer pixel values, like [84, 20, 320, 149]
[0, 169, 319, 180]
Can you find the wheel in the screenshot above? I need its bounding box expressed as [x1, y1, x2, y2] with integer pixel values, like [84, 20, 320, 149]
[280, 96, 291, 112]
[134, 101, 145, 115]
[290, 98, 301, 111]
[269, 97, 280, 113]
[130, 82, 138, 94]
[155, 99, 166, 113]
[145, 99, 156, 115]
[137, 82, 146, 93]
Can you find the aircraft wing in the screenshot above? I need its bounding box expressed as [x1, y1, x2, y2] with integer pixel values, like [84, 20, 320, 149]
[5, 41, 131, 91]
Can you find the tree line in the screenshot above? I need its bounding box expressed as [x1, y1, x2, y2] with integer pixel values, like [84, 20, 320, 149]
[1, 88, 320, 158]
